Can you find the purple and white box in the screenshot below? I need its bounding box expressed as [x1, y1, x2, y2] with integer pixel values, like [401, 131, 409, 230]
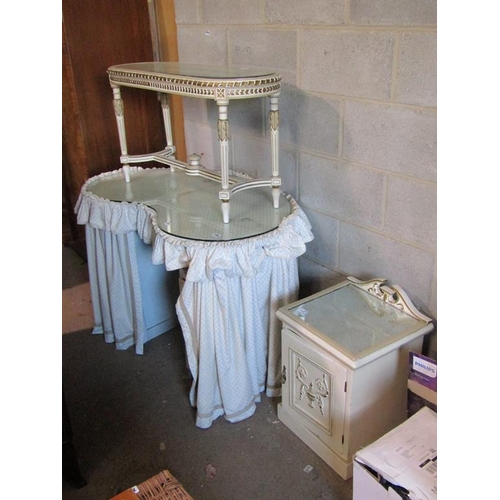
[408, 352, 437, 417]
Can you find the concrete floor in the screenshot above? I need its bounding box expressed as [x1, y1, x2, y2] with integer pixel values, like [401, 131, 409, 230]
[62, 245, 353, 500]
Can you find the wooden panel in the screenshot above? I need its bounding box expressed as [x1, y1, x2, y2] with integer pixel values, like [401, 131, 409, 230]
[62, 0, 164, 179]
[62, 0, 187, 248]
[62, 19, 89, 246]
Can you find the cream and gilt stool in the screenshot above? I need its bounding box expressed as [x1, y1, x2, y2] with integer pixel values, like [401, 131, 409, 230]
[107, 62, 282, 224]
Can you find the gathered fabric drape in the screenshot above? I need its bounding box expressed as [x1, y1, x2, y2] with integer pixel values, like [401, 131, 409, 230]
[76, 168, 313, 428]
[85, 225, 147, 354]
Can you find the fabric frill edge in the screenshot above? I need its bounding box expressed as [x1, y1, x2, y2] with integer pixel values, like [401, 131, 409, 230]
[75, 167, 314, 281]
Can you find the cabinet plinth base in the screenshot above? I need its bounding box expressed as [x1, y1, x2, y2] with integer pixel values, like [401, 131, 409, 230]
[277, 403, 352, 480]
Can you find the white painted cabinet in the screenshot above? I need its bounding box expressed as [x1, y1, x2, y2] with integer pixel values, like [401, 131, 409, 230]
[277, 277, 434, 480]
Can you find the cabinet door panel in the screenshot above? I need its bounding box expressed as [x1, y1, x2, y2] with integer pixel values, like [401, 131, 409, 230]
[283, 328, 347, 453]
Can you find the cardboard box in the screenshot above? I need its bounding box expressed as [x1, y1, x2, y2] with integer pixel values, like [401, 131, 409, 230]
[353, 407, 437, 500]
[408, 352, 437, 417]
[353, 461, 404, 499]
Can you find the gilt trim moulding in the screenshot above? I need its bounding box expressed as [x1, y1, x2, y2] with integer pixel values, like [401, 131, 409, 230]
[346, 277, 433, 323]
[107, 62, 282, 100]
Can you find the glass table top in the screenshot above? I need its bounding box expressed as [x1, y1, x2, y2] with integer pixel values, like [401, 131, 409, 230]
[108, 62, 280, 81]
[287, 283, 425, 359]
[86, 169, 292, 242]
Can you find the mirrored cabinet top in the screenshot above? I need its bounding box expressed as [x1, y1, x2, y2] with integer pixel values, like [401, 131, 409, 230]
[280, 278, 432, 363]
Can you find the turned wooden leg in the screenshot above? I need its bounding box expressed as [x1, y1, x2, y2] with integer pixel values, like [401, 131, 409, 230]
[217, 99, 231, 223]
[159, 93, 175, 170]
[269, 94, 281, 208]
[112, 85, 130, 182]
[221, 200, 230, 224]
[159, 93, 174, 148]
[272, 186, 281, 209]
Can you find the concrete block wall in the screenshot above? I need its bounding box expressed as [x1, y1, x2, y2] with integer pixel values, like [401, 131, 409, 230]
[173, 0, 437, 323]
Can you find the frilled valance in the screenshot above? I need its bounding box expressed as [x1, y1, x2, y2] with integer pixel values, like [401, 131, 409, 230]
[75, 168, 313, 283]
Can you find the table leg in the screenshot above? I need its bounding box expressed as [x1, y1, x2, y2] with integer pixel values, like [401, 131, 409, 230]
[217, 99, 230, 223]
[159, 93, 175, 170]
[111, 85, 130, 182]
[269, 94, 281, 208]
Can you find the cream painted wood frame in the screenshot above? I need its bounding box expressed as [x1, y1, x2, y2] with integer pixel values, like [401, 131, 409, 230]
[108, 60, 282, 224]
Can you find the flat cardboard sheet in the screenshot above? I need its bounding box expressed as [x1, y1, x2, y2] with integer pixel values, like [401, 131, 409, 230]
[354, 407, 437, 500]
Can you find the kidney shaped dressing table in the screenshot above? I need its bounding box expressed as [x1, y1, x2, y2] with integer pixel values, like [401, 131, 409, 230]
[76, 163, 313, 428]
